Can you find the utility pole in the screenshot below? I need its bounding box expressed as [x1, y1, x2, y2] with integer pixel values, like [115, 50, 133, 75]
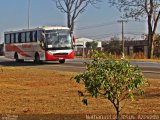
[117, 20, 127, 58]
[83, 41, 85, 58]
[28, 0, 31, 29]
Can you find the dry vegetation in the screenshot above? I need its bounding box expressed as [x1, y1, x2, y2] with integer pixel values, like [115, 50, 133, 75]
[0, 67, 160, 119]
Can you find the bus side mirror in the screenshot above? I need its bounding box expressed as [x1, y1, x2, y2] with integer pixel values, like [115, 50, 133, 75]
[40, 32, 45, 48]
[73, 36, 76, 43]
[41, 32, 45, 40]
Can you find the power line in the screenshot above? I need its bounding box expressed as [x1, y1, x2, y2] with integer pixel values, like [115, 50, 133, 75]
[75, 19, 148, 40]
[75, 21, 117, 30]
[77, 32, 119, 38]
[76, 19, 146, 31]
[125, 32, 146, 35]
[77, 32, 146, 39]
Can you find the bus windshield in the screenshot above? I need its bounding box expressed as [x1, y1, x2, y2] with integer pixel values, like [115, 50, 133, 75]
[45, 31, 72, 50]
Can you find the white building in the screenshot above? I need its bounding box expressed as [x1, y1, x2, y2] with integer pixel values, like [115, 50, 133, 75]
[74, 38, 102, 56]
[75, 38, 102, 48]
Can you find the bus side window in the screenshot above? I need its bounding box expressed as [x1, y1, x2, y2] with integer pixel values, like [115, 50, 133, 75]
[11, 34, 15, 43]
[26, 32, 30, 42]
[37, 30, 43, 41]
[15, 33, 19, 43]
[14, 33, 16, 43]
[5, 34, 11, 44]
[30, 32, 33, 42]
[21, 32, 26, 43]
[33, 31, 37, 42]
[18, 33, 21, 43]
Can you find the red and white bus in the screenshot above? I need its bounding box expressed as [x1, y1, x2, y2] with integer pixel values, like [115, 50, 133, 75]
[4, 26, 74, 63]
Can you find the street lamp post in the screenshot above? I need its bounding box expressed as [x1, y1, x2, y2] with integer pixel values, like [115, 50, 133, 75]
[83, 41, 85, 58]
[28, 0, 30, 29]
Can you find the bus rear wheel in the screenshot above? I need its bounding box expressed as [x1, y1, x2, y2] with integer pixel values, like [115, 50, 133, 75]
[59, 59, 65, 64]
[15, 54, 19, 62]
[14, 53, 24, 62]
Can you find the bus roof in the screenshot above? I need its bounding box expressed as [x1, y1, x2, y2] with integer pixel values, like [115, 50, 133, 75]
[41, 26, 70, 31]
[4, 26, 70, 34]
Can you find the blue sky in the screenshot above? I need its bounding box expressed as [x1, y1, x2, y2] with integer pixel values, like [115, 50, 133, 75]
[0, 0, 159, 43]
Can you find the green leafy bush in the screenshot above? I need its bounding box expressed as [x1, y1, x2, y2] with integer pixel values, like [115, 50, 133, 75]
[74, 51, 146, 120]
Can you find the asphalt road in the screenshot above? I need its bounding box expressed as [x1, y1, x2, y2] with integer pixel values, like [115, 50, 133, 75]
[0, 56, 160, 79]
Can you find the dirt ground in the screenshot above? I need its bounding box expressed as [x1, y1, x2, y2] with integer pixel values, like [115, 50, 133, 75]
[0, 67, 160, 120]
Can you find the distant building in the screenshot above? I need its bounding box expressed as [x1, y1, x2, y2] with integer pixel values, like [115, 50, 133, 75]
[124, 40, 148, 58]
[102, 39, 148, 58]
[74, 38, 102, 56]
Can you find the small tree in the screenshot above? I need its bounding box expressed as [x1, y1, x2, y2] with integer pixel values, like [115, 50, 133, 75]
[108, 37, 122, 55]
[85, 42, 92, 57]
[85, 42, 92, 49]
[74, 51, 146, 120]
[91, 41, 98, 50]
[85, 41, 98, 57]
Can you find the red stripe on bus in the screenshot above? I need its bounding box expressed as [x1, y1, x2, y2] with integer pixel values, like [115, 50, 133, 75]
[45, 51, 58, 61]
[5, 44, 31, 57]
[45, 51, 74, 61]
[67, 51, 74, 59]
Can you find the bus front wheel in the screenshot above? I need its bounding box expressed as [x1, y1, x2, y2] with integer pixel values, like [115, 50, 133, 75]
[59, 59, 65, 64]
